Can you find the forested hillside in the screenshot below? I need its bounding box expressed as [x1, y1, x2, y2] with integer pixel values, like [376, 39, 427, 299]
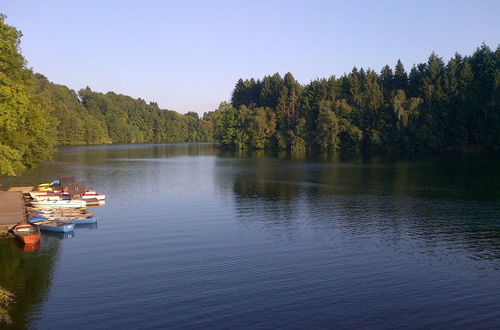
[0, 15, 56, 175]
[213, 45, 499, 153]
[1, 13, 498, 176]
[0, 15, 213, 176]
[30, 75, 213, 145]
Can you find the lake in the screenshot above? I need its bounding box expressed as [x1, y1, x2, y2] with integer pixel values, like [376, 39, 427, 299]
[0, 143, 499, 329]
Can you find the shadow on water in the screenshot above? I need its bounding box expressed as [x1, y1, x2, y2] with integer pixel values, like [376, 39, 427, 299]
[0, 236, 60, 329]
[214, 151, 500, 264]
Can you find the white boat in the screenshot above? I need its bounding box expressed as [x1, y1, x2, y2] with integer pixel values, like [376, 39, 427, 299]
[30, 190, 105, 201]
[31, 195, 69, 201]
[81, 190, 106, 200]
[30, 199, 87, 208]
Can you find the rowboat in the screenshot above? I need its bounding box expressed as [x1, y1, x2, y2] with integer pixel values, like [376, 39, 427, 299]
[31, 191, 65, 197]
[27, 212, 93, 220]
[28, 215, 46, 222]
[9, 222, 41, 244]
[37, 180, 62, 190]
[27, 209, 92, 217]
[30, 194, 69, 201]
[28, 214, 97, 224]
[81, 190, 106, 200]
[84, 199, 105, 207]
[32, 220, 75, 233]
[30, 199, 87, 208]
[37, 184, 62, 192]
[31, 190, 106, 200]
[26, 206, 86, 212]
[63, 216, 98, 224]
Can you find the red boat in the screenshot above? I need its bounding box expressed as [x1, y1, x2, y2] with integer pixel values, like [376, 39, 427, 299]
[10, 222, 41, 244]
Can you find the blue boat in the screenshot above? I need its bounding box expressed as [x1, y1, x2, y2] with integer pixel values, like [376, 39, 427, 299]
[28, 215, 98, 225]
[68, 216, 98, 224]
[32, 220, 75, 233]
[28, 215, 45, 223]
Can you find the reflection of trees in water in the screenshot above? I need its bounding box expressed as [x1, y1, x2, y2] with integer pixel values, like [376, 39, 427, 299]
[220, 153, 500, 262]
[0, 236, 60, 329]
[0, 143, 220, 191]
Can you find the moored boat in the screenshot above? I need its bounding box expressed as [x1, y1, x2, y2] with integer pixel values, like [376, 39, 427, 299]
[37, 183, 63, 192]
[27, 215, 46, 222]
[29, 193, 70, 201]
[26, 206, 87, 212]
[9, 222, 41, 244]
[28, 214, 97, 224]
[27, 209, 92, 217]
[30, 199, 87, 208]
[32, 220, 75, 233]
[62, 216, 98, 224]
[84, 199, 104, 207]
[81, 190, 106, 200]
[30, 190, 105, 200]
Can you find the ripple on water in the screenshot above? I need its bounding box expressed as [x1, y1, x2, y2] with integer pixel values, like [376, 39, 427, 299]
[1, 144, 499, 329]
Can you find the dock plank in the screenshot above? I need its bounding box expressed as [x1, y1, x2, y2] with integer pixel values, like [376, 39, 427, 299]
[0, 191, 25, 227]
[7, 186, 34, 193]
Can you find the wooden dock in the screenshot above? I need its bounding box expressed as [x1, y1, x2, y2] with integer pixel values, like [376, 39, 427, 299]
[0, 190, 26, 235]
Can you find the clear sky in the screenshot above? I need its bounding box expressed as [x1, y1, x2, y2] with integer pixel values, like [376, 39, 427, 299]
[2, 0, 499, 115]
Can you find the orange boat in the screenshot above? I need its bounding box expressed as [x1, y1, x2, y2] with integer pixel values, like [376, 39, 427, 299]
[10, 222, 41, 244]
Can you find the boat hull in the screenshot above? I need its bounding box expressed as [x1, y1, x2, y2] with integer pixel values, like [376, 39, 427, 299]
[33, 221, 75, 233]
[10, 222, 41, 244]
[32, 191, 105, 200]
[28, 215, 45, 223]
[67, 216, 98, 224]
[81, 194, 106, 200]
[30, 200, 87, 208]
[28, 214, 97, 225]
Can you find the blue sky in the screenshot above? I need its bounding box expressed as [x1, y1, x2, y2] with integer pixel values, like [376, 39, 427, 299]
[2, 0, 499, 114]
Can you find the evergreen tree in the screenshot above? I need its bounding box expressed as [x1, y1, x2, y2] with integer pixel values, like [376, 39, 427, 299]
[394, 59, 408, 91]
[213, 44, 498, 154]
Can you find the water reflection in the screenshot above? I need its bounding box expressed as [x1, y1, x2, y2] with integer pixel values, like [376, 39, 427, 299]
[0, 143, 218, 190]
[215, 153, 500, 264]
[0, 143, 498, 329]
[20, 241, 41, 252]
[42, 231, 75, 239]
[74, 223, 98, 230]
[0, 236, 60, 329]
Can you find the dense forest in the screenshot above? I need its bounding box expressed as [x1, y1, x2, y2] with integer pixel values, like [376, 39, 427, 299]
[0, 15, 213, 176]
[213, 45, 499, 153]
[1, 14, 498, 176]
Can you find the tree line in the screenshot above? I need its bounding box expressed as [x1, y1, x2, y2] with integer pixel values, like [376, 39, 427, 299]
[212, 45, 499, 154]
[1, 13, 498, 176]
[0, 15, 213, 176]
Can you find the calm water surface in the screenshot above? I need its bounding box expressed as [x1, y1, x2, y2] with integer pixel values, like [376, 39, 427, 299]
[0, 143, 499, 329]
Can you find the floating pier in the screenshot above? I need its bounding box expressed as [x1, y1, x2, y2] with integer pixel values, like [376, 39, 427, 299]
[1, 180, 105, 239]
[0, 188, 31, 235]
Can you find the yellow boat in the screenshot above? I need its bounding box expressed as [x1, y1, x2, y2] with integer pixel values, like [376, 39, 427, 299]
[37, 184, 63, 192]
